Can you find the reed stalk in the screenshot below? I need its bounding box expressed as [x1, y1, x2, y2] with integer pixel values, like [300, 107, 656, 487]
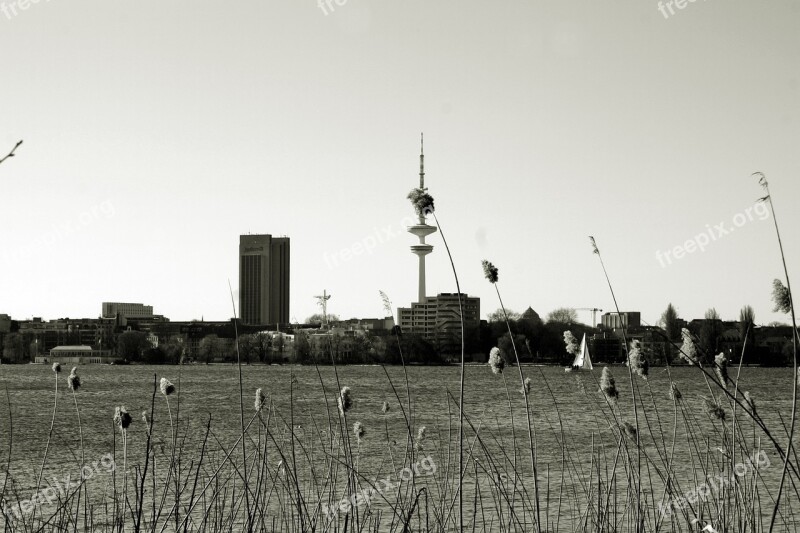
[754, 173, 798, 533]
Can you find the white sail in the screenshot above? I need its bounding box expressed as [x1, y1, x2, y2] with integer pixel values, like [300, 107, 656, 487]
[571, 334, 593, 370]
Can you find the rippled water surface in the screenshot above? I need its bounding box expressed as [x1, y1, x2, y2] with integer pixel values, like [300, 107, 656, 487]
[0, 363, 797, 530]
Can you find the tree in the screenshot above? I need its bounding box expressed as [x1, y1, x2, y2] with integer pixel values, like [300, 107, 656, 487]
[385, 333, 440, 364]
[487, 308, 521, 322]
[546, 308, 578, 325]
[142, 346, 167, 364]
[236, 334, 259, 364]
[273, 334, 287, 360]
[699, 308, 721, 360]
[660, 304, 680, 339]
[497, 332, 531, 362]
[198, 334, 228, 364]
[292, 331, 312, 363]
[660, 303, 680, 363]
[2, 333, 26, 363]
[116, 331, 150, 361]
[739, 305, 756, 360]
[163, 336, 185, 364]
[305, 313, 340, 325]
[235, 332, 274, 363]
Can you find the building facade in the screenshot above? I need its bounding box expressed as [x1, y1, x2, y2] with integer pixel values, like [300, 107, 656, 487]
[398, 293, 480, 352]
[601, 311, 641, 331]
[37, 345, 118, 364]
[102, 302, 155, 319]
[239, 234, 290, 326]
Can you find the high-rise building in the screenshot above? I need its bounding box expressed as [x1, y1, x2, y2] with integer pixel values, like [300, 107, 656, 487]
[239, 234, 290, 325]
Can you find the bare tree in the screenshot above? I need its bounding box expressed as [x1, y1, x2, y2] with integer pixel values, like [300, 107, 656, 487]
[546, 307, 578, 325]
[487, 308, 521, 322]
[739, 305, 756, 358]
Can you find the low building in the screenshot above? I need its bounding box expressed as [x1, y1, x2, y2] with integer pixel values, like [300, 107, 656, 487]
[102, 302, 155, 319]
[18, 317, 117, 354]
[37, 345, 120, 364]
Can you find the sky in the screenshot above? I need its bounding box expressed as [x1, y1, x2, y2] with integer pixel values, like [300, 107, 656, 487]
[1, 0, 798, 328]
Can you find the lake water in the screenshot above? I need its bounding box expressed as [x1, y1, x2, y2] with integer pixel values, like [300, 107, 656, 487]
[0, 363, 797, 531]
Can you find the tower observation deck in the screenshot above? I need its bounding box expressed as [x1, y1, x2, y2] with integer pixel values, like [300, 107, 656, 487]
[408, 134, 437, 304]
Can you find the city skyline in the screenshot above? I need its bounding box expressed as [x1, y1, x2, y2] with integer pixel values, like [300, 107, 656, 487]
[0, 2, 798, 328]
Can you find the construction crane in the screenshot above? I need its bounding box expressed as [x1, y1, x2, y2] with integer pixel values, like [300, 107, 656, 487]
[314, 290, 332, 328]
[575, 308, 603, 327]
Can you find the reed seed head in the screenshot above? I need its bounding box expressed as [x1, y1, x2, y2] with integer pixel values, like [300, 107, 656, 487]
[114, 406, 132, 430]
[488, 347, 505, 374]
[600, 367, 619, 402]
[141, 410, 149, 425]
[563, 331, 579, 356]
[481, 260, 499, 284]
[772, 279, 792, 314]
[679, 328, 700, 366]
[159, 377, 175, 396]
[621, 421, 637, 441]
[381, 401, 390, 414]
[415, 426, 426, 451]
[338, 386, 353, 414]
[628, 340, 649, 379]
[714, 352, 729, 387]
[669, 382, 682, 401]
[255, 388, 267, 412]
[353, 421, 365, 443]
[589, 236, 599, 254]
[67, 367, 81, 391]
[754, 171, 768, 190]
[520, 377, 532, 396]
[705, 399, 726, 421]
[744, 391, 757, 416]
[407, 188, 435, 218]
[52, 362, 61, 373]
[379, 290, 393, 317]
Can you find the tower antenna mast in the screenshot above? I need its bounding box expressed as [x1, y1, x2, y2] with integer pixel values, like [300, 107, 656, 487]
[314, 290, 332, 328]
[407, 133, 437, 304]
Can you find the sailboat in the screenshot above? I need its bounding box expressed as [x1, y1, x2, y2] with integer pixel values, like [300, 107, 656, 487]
[565, 333, 593, 372]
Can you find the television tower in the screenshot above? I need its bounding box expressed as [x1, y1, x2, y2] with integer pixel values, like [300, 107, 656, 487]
[408, 134, 437, 304]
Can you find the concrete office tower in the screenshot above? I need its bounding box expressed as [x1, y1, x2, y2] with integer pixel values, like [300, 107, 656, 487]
[239, 234, 290, 325]
[407, 134, 437, 304]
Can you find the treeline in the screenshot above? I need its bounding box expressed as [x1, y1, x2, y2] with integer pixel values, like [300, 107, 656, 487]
[0, 308, 597, 365]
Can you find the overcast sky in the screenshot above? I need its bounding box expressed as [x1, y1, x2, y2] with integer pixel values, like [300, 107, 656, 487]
[1, 1, 798, 327]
